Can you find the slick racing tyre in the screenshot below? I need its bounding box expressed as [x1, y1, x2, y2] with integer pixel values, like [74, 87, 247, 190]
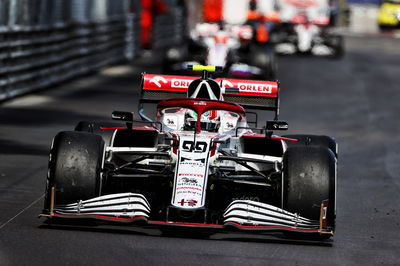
[282, 146, 336, 238]
[283, 134, 338, 158]
[327, 35, 344, 59]
[44, 131, 105, 210]
[75, 121, 123, 146]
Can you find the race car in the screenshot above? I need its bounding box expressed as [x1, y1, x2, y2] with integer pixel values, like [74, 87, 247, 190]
[272, 0, 344, 58]
[377, 0, 400, 30]
[162, 23, 277, 80]
[40, 65, 337, 240]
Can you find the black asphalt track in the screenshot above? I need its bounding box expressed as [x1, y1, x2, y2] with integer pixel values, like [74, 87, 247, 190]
[0, 36, 400, 265]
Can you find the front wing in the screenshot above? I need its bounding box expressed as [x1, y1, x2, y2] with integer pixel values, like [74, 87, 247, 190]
[40, 191, 333, 236]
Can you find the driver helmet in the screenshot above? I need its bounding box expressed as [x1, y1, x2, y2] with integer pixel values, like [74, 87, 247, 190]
[185, 78, 223, 132]
[184, 110, 221, 132]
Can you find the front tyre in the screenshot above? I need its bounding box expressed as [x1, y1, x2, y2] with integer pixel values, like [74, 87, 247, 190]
[282, 146, 336, 238]
[44, 131, 105, 211]
[327, 35, 344, 59]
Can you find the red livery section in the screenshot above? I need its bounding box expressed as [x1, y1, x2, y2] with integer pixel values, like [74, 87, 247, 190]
[142, 74, 279, 98]
[143, 74, 194, 92]
[227, 79, 278, 97]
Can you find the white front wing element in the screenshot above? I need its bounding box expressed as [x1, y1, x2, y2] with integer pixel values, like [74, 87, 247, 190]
[171, 135, 212, 209]
[54, 193, 151, 218]
[224, 200, 319, 229]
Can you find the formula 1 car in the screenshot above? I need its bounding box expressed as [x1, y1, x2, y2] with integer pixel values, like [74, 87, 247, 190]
[273, 0, 344, 58]
[162, 23, 277, 80]
[41, 65, 337, 240]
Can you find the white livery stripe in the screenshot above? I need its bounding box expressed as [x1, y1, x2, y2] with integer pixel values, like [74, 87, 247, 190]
[223, 200, 319, 228]
[53, 193, 151, 218]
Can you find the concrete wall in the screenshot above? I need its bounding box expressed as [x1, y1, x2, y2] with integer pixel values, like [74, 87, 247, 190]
[348, 4, 379, 34]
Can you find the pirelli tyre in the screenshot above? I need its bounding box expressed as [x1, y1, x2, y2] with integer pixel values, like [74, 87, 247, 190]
[44, 131, 105, 211]
[283, 134, 338, 158]
[75, 121, 122, 146]
[326, 35, 344, 59]
[282, 146, 336, 239]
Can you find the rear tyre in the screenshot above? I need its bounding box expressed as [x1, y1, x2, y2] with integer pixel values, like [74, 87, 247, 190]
[44, 131, 105, 211]
[282, 146, 336, 239]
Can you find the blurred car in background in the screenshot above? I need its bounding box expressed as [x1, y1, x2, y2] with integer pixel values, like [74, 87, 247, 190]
[272, 0, 344, 58]
[377, 0, 400, 30]
[162, 23, 277, 80]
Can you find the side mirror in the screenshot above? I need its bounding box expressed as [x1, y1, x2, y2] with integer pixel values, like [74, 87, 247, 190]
[266, 120, 288, 130]
[112, 111, 134, 129]
[112, 111, 134, 122]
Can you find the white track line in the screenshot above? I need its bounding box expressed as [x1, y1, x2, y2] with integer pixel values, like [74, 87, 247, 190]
[0, 194, 44, 230]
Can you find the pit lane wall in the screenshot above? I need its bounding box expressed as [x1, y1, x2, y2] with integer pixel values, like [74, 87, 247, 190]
[0, 0, 187, 102]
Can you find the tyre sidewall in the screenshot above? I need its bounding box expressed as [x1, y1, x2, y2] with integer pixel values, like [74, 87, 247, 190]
[283, 146, 336, 228]
[45, 131, 105, 208]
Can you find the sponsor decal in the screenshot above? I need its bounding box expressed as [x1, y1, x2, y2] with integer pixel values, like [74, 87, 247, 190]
[176, 186, 202, 191]
[149, 76, 168, 88]
[163, 115, 178, 129]
[180, 157, 205, 164]
[178, 173, 204, 178]
[272, 123, 288, 129]
[171, 78, 192, 88]
[225, 122, 234, 128]
[221, 79, 234, 89]
[181, 177, 199, 184]
[232, 196, 260, 202]
[178, 199, 198, 207]
[238, 83, 274, 93]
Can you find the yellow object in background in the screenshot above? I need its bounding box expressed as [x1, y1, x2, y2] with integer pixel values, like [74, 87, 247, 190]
[378, 1, 400, 27]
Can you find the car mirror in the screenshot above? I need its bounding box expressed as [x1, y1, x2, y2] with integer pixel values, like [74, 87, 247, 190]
[112, 111, 134, 122]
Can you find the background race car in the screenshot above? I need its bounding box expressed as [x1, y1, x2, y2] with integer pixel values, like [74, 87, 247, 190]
[272, 0, 344, 58]
[162, 23, 277, 80]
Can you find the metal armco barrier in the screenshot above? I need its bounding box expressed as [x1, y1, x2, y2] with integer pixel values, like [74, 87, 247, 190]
[0, 0, 187, 101]
[0, 0, 139, 101]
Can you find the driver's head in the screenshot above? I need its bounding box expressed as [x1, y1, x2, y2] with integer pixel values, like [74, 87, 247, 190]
[187, 79, 222, 100]
[184, 110, 221, 132]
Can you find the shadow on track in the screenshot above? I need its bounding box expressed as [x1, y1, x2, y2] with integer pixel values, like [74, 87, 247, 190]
[0, 138, 48, 156]
[37, 220, 332, 247]
[0, 108, 105, 127]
